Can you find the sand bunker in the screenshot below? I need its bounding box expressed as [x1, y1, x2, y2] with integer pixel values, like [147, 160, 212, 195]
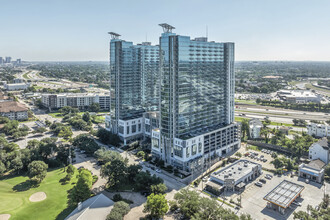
[29, 192, 47, 202]
[0, 214, 11, 220]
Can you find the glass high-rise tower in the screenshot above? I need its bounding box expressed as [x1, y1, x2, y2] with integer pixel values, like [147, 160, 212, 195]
[108, 32, 159, 144]
[151, 24, 240, 172]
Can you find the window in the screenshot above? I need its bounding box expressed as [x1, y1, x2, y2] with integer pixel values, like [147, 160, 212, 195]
[174, 145, 183, 158]
[132, 124, 136, 133]
[138, 123, 141, 132]
[198, 143, 202, 153]
[152, 138, 159, 149]
[186, 147, 190, 158]
[126, 126, 130, 135]
[118, 126, 124, 134]
[192, 144, 197, 155]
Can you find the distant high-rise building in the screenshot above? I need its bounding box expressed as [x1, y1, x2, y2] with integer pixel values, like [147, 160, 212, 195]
[16, 59, 22, 64]
[5, 57, 11, 63]
[108, 32, 160, 144]
[150, 24, 240, 172]
[0, 57, 3, 65]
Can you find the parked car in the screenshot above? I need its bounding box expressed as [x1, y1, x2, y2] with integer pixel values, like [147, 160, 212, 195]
[255, 182, 263, 187]
[265, 175, 272, 180]
[259, 179, 266, 184]
[266, 174, 273, 178]
[292, 201, 302, 206]
[260, 155, 264, 158]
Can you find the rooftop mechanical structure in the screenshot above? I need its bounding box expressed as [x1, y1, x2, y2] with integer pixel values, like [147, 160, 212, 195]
[108, 32, 121, 39]
[159, 23, 175, 33]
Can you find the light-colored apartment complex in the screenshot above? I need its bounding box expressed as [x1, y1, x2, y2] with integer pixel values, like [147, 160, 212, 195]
[41, 93, 110, 110]
[0, 101, 28, 120]
[307, 123, 330, 138]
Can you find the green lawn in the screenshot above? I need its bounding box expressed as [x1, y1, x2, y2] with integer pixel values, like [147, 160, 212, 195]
[48, 113, 64, 118]
[235, 99, 257, 105]
[0, 168, 77, 220]
[22, 72, 31, 79]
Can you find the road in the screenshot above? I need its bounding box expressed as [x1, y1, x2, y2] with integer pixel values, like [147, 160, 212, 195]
[236, 103, 330, 124]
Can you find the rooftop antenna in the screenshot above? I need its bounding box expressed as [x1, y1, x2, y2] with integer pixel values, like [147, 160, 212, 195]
[159, 23, 175, 33]
[108, 32, 121, 39]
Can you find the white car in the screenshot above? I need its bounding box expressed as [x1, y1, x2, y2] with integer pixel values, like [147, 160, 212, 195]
[156, 169, 161, 173]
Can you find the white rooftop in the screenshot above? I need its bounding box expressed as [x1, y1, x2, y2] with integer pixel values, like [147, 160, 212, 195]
[65, 193, 114, 220]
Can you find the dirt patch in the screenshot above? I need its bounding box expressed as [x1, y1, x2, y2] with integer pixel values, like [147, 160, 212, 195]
[0, 214, 11, 220]
[29, 192, 47, 202]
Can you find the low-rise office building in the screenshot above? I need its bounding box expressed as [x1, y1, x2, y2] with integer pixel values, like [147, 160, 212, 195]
[0, 101, 28, 120]
[277, 90, 321, 104]
[210, 159, 262, 191]
[264, 180, 304, 215]
[307, 123, 330, 138]
[309, 138, 329, 164]
[298, 159, 325, 183]
[41, 93, 110, 110]
[4, 83, 30, 91]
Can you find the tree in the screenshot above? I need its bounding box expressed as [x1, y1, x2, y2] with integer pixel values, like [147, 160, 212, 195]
[28, 160, 48, 184]
[144, 193, 169, 219]
[174, 189, 201, 218]
[107, 201, 130, 220]
[11, 156, 23, 174]
[65, 164, 76, 181]
[137, 151, 145, 159]
[58, 126, 73, 139]
[151, 183, 167, 195]
[70, 169, 92, 205]
[82, 112, 91, 123]
[0, 161, 6, 176]
[325, 164, 330, 177]
[101, 159, 127, 188]
[241, 119, 250, 139]
[89, 103, 100, 113]
[33, 127, 47, 134]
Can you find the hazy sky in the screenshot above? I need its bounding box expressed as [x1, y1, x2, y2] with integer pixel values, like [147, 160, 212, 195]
[1, 0, 330, 61]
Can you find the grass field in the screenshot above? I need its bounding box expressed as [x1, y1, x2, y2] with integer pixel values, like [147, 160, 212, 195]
[235, 99, 257, 105]
[48, 113, 64, 118]
[0, 168, 77, 220]
[22, 72, 31, 79]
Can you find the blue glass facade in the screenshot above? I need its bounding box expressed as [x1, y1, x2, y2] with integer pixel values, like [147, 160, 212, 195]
[110, 39, 159, 135]
[158, 33, 236, 166]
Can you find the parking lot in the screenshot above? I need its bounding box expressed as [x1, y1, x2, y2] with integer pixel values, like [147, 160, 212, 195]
[238, 145, 276, 170]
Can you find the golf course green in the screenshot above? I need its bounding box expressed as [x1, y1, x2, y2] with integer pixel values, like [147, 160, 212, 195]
[0, 168, 77, 220]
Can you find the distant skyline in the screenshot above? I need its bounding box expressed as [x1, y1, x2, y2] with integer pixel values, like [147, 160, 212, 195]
[1, 0, 330, 61]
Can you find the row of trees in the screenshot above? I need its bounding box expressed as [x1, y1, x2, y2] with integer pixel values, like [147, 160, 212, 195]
[0, 117, 30, 140]
[143, 189, 253, 220]
[259, 100, 330, 113]
[0, 135, 74, 177]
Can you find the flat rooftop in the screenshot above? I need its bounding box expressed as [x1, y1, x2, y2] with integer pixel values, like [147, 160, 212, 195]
[211, 160, 260, 183]
[264, 180, 304, 208]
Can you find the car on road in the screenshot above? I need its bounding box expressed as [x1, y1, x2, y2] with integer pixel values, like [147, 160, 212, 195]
[255, 182, 263, 187]
[80, 150, 85, 154]
[259, 178, 266, 184]
[156, 169, 161, 173]
[202, 177, 208, 182]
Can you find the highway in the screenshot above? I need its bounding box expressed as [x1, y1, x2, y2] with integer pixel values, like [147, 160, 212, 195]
[236, 103, 330, 124]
